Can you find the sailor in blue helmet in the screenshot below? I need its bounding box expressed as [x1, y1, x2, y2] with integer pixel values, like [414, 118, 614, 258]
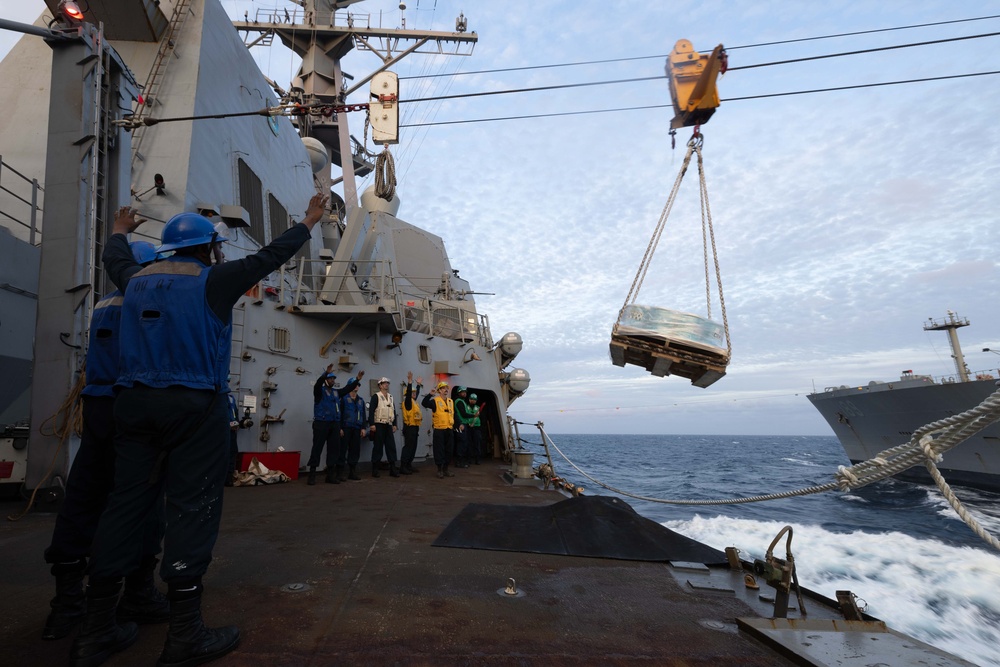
[42, 235, 167, 641]
[71, 194, 328, 667]
[307, 363, 364, 485]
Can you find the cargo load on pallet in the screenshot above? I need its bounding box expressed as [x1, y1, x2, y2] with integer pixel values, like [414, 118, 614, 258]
[611, 305, 728, 388]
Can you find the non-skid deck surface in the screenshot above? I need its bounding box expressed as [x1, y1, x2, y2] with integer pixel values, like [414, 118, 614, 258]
[434, 495, 728, 564]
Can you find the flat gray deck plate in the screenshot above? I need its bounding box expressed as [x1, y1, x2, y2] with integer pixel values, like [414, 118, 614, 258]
[737, 618, 977, 666]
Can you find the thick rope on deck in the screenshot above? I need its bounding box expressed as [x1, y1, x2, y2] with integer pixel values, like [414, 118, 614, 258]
[7, 368, 86, 521]
[532, 390, 1000, 552]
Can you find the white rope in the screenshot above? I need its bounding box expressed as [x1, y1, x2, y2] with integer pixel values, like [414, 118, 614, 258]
[530, 388, 1000, 552]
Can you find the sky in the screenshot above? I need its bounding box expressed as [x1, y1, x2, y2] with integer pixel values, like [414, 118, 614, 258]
[3, 1, 1000, 436]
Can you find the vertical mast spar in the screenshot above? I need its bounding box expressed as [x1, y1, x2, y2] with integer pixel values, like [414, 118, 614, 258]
[234, 0, 478, 216]
[924, 311, 971, 382]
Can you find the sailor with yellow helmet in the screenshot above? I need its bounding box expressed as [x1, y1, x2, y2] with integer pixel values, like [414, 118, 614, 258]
[422, 380, 455, 478]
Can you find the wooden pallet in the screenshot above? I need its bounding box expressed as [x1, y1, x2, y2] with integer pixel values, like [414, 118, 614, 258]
[610, 333, 728, 388]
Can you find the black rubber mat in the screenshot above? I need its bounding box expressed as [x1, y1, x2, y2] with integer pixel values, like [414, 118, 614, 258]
[433, 495, 728, 565]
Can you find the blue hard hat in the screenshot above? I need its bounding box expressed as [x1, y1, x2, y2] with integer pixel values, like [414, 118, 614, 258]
[129, 241, 158, 266]
[157, 212, 218, 253]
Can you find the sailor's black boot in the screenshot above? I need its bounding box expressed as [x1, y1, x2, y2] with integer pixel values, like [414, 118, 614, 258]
[42, 558, 87, 640]
[157, 586, 240, 667]
[336, 465, 346, 482]
[118, 557, 169, 624]
[69, 579, 139, 667]
[325, 468, 339, 484]
[307, 467, 317, 486]
[389, 464, 400, 478]
[347, 465, 360, 481]
[372, 464, 380, 478]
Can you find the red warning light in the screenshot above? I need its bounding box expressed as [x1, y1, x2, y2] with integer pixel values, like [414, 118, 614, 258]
[59, 0, 85, 22]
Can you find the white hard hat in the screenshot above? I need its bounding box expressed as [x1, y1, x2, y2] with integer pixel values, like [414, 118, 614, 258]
[378, 377, 390, 384]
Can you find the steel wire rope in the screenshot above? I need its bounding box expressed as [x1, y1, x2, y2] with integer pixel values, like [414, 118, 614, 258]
[398, 13, 1000, 79]
[528, 387, 1000, 551]
[696, 145, 730, 357]
[393, 47, 464, 188]
[615, 137, 696, 323]
[401, 30, 1000, 105]
[726, 30, 1000, 72]
[399, 69, 1000, 128]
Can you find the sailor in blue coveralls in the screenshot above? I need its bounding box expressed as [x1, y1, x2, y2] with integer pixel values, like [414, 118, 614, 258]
[70, 194, 328, 667]
[339, 382, 368, 480]
[41, 239, 168, 641]
[307, 365, 363, 485]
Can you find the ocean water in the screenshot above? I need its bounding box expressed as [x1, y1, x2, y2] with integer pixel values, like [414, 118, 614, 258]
[539, 433, 1000, 667]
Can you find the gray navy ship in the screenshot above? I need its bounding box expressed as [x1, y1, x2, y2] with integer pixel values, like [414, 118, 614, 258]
[808, 311, 1000, 493]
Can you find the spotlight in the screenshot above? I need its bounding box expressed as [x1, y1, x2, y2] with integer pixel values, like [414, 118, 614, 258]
[133, 174, 167, 201]
[387, 331, 405, 351]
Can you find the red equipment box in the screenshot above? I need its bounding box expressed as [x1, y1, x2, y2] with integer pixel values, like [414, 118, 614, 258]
[239, 451, 301, 480]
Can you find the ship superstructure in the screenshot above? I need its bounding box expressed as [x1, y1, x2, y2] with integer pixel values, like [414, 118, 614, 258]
[0, 0, 528, 490]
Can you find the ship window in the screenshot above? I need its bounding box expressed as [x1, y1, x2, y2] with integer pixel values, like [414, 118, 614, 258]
[237, 158, 266, 246]
[418, 345, 431, 364]
[267, 193, 288, 244]
[269, 326, 291, 353]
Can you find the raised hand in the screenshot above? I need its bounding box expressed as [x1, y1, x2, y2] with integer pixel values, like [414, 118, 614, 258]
[302, 193, 329, 229]
[112, 205, 146, 235]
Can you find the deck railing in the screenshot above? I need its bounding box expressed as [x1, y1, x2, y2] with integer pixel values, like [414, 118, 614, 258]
[0, 156, 42, 245]
[276, 258, 491, 346]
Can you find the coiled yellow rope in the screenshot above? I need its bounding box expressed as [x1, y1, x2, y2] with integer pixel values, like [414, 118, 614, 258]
[6, 368, 86, 521]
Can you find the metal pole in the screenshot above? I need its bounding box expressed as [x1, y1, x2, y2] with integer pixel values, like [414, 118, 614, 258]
[30, 179, 38, 246]
[0, 18, 76, 40]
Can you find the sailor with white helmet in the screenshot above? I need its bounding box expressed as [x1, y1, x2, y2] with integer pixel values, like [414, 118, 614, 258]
[72, 194, 328, 667]
[368, 377, 400, 477]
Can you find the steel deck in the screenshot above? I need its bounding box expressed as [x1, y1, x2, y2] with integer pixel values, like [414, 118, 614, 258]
[0, 460, 970, 666]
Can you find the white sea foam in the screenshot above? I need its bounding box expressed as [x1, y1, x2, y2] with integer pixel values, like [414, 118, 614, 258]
[665, 515, 1000, 667]
[780, 456, 821, 467]
[926, 490, 1000, 536]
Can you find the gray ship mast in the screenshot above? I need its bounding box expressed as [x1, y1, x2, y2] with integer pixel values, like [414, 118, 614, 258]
[233, 0, 477, 218]
[924, 311, 971, 382]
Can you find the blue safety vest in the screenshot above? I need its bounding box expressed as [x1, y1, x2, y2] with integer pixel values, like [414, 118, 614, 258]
[117, 257, 231, 392]
[341, 393, 366, 429]
[314, 385, 342, 422]
[82, 292, 124, 398]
